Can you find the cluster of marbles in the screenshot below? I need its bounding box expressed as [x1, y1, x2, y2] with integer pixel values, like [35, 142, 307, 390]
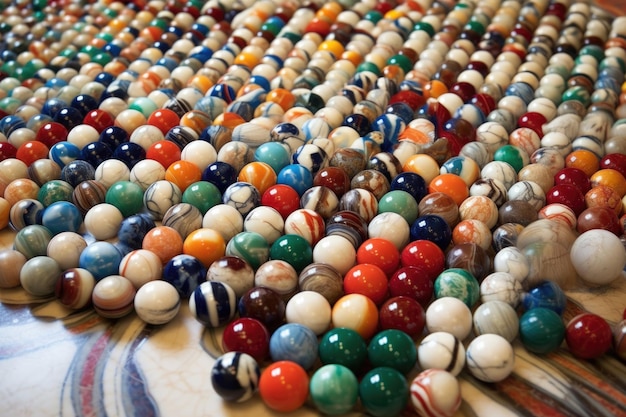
[0, 0, 625, 415]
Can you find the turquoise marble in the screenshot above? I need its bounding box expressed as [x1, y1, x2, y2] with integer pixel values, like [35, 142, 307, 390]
[434, 268, 480, 307]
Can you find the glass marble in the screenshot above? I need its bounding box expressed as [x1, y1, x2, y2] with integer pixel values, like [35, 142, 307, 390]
[105, 180, 145, 218]
[142, 180, 182, 220]
[211, 352, 260, 403]
[91, 275, 136, 318]
[189, 280, 236, 327]
[570, 229, 626, 286]
[425, 297, 473, 341]
[221, 317, 270, 363]
[331, 293, 379, 340]
[410, 369, 462, 417]
[94, 159, 131, 189]
[465, 334, 515, 382]
[359, 367, 408, 417]
[410, 215, 452, 251]
[55, 268, 96, 310]
[259, 361, 309, 413]
[238, 286, 286, 332]
[253, 259, 299, 300]
[79, 241, 123, 281]
[434, 268, 480, 307]
[565, 313, 613, 359]
[134, 280, 181, 325]
[60, 160, 96, 187]
[519, 307, 566, 355]
[72, 179, 108, 214]
[473, 300, 519, 342]
[283, 208, 325, 246]
[162, 253, 207, 298]
[20, 255, 62, 297]
[418, 192, 460, 228]
[0, 249, 27, 289]
[269, 322, 318, 370]
[276, 163, 313, 196]
[368, 329, 417, 374]
[37, 180, 74, 207]
[309, 364, 359, 416]
[14, 224, 53, 259]
[117, 214, 156, 251]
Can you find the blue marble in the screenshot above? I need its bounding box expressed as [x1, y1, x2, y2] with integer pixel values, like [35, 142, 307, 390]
[0, 115, 26, 136]
[78, 241, 123, 281]
[385, 102, 415, 125]
[211, 352, 260, 403]
[41, 201, 83, 235]
[189, 281, 237, 327]
[202, 161, 238, 194]
[390, 172, 428, 202]
[521, 281, 567, 315]
[40, 98, 67, 118]
[53, 106, 83, 131]
[277, 164, 313, 196]
[79, 141, 114, 168]
[116, 213, 156, 251]
[99, 126, 129, 150]
[504, 82, 535, 104]
[269, 323, 318, 370]
[163, 254, 207, 298]
[49, 141, 81, 168]
[371, 113, 406, 151]
[113, 142, 147, 169]
[410, 215, 452, 251]
[60, 160, 96, 187]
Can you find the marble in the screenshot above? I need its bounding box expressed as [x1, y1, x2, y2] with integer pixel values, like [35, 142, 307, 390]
[134, 281, 181, 325]
[417, 332, 466, 376]
[410, 369, 462, 417]
[465, 334, 515, 383]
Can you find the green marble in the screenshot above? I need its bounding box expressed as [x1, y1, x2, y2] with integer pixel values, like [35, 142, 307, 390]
[269, 234, 312, 273]
[434, 268, 480, 307]
[309, 364, 359, 415]
[493, 144, 527, 173]
[38, 180, 74, 207]
[561, 86, 591, 107]
[182, 181, 221, 215]
[367, 329, 417, 374]
[377, 190, 418, 224]
[318, 327, 367, 372]
[226, 231, 269, 270]
[359, 367, 408, 417]
[519, 307, 566, 354]
[105, 181, 144, 217]
[14, 225, 53, 259]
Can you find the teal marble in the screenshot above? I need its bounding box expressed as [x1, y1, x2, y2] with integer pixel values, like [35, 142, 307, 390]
[225, 231, 269, 270]
[377, 190, 418, 224]
[37, 180, 74, 207]
[309, 364, 359, 415]
[254, 142, 290, 175]
[359, 367, 408, 417]
[318, 327, 367, 372]
[367, 329, 417, 374]
[561, 86, 591, 107]
[434, 268, 480, 307]
[182, 181, 221, 215]
[13, 225, 53, 259]
[519, 307, 566, 354]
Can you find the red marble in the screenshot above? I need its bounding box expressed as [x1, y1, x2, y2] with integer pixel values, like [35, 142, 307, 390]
[565, 313, 613, 359]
